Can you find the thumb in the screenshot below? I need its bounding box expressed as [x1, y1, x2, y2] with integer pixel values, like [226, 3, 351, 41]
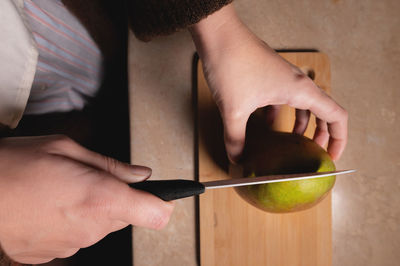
[104, 180, 174, 230]
[222, 113, 249, 164]
[87, 174, 174, 230]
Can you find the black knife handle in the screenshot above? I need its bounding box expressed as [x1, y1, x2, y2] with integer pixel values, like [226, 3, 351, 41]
[129, 179, 205, 201]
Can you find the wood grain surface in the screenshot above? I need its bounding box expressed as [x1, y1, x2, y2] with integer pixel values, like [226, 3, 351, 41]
[197, 52, 332, 266]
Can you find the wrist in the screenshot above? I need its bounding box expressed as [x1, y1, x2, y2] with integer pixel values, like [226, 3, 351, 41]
[189, 4, 248, 59]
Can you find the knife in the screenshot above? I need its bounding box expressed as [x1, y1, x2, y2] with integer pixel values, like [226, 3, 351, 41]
[129, 169, 355, 201]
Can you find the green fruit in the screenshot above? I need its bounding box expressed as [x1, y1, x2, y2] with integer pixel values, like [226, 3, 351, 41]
[235, 132, 336, 213]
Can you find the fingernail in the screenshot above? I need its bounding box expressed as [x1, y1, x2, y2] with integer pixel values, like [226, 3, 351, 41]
[131, 165, 152, 177]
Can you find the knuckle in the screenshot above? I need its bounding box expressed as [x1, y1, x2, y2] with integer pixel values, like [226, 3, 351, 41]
[223, 107, 245, 121]
[302, 82, 318, 96]
[331, 105, 348, 121]
[293, 70, 314, 88]
[288, 83, 316, 107]
[104, 156, 119, 174]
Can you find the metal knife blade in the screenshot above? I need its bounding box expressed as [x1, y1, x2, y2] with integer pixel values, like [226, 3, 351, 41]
[129, 169, 356, 201]
[202, 169, 355, 189]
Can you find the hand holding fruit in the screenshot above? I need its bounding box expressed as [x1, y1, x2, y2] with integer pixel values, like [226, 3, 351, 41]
[236, 124, 336, 213]
[0, 135, 173, 264]
[190, 4, 348, 163]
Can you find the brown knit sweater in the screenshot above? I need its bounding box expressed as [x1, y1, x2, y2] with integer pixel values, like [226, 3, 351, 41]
[128, 0, 233, 41]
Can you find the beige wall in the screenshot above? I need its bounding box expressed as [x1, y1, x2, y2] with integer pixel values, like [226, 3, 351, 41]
[129, 0, 400, 265]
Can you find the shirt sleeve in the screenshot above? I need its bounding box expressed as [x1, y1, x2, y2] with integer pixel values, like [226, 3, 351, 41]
[128, 0, 233, 41]
[0, 0, 38, 129]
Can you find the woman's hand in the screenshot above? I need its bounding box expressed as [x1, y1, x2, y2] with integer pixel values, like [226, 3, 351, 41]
[190, 4, 348, 163]
[0, 135, 173, 264]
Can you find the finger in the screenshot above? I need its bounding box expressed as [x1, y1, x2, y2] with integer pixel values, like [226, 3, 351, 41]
[98, 179, 174, 230]
[46, 136, 151, 183]
[287, 83, 348, 160]
[293, 109, 310, 135]
[327, 119, 348, 161]
[124, 188, 174, 229]
[313, 118, 329, 148]
[264, 105, 281, 126]
[222, 111, 251, 163]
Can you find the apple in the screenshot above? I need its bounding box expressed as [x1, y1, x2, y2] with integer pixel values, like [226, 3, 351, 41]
[235, 131, 336, 213]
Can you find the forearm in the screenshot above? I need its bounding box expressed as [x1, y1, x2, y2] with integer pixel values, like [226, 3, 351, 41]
[189, 4, 254, 60]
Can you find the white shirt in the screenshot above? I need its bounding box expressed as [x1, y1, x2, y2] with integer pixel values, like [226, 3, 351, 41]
[0, 0, 38, 128]
[23, 0, 103, 115]
[0, 0, 103, 128]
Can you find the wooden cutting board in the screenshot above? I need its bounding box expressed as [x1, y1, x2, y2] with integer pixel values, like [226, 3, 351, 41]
[197, 52, 332, 266]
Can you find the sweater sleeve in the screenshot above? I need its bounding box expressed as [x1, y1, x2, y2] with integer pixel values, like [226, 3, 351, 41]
[128, 0, 233, 41]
